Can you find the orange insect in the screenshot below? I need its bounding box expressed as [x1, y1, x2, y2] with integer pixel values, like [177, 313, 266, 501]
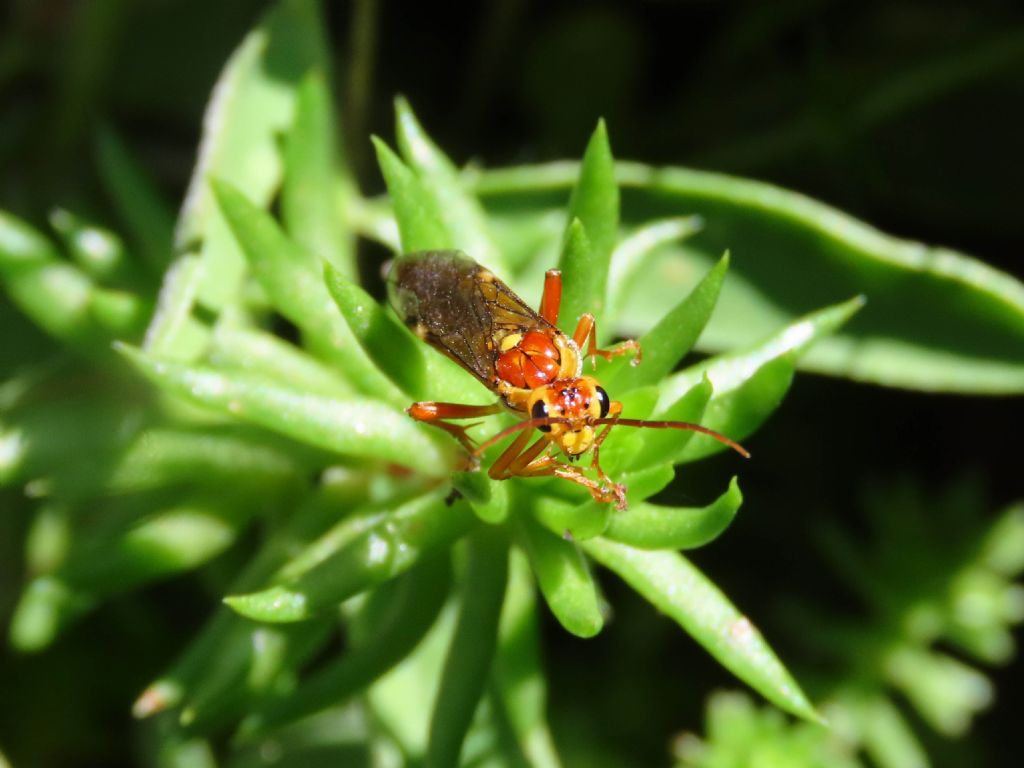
[388, 250, 748, 509]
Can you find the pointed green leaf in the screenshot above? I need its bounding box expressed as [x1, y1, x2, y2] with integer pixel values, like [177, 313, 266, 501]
[117, 345, 452, 471]
[209, 324, 352, 398]
[225, 492, 475, 622]
[583, 539, 820, 722]
[556, 217, 593, 327]
[427, 528, 508, 768]
[43, 425, 314, 500]
[58, 492, 255, 596]
[210, 178, 404, 404]
[475, 161, 1024, 394]
[181, 618, 335, 730]
[604, 253, 729, 392]
[604, 477, 742, 550]
[0, 209, 132, 351]
[282, 71, 356, 280]
[395, 97, 507, 274]
[142, 253, 209, 361]
[10, 490, 256, 651]
[134, 489, 360, 719]
[626, 377, 712, 471]
[373, 137, 451, 252]
[150, 0, 329, 357]
[658, 297, 865, 461]
[48, 207, 128, 282]
[8, 576, 90, 652]
[239, 557, 450, 739]
[515, 513, 603, 638]
[528, 463, 673, 540]
[94, 123, 175, 273]
[494, 551, 563, 768]
[608, 215, 703, 320]
[559, 120, 618, 332]
[323, 263, 482, 403]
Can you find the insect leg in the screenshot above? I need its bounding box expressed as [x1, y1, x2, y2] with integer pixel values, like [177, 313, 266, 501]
[589, 400, 623, 492]
[408, 401, 502, 451]
[493, 437, 628, 509]
[571, 313, 642, 367]
[488, 431, 542, 479]
[539, 269, 562, 325]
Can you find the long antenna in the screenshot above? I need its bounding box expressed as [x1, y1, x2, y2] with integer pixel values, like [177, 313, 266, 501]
[594, 418, 750, 458]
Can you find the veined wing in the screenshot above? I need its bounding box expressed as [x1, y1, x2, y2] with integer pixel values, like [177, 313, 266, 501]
[388, 250, 551, 387]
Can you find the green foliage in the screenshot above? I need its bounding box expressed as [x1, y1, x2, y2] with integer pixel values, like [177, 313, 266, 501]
[676, 488, 1024, 768]
[1, 3, 1021, 767]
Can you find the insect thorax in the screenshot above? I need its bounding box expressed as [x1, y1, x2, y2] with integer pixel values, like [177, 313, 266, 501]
[494, 330, 582, 412]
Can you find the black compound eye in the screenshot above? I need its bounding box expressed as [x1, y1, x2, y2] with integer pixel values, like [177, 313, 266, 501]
[531, 400, 552, 432]
[595, 386, 610, 418]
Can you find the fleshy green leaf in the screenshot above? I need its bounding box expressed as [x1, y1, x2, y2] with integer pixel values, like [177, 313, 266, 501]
[626, 377, 712, 470]
[604, 477, 742, 550]
[42, 425, 314, 500]
[209, 324, 352, 399]
[238, 557, 451, 738]
[373, 137, 451, 252]
[10, 491, 255, 651]
[529, 489, 611, 542]
[583, 539, 820, 722]
[452, 472, 510, 525]
[134, 488, 363, 719]
[494, 551, 563, 768]
[210, 177, 404, 405]
[659, 297, 865, 461]
[151, 0, 329, 355]
[607, 215, 703, 320]
[603, 252, 729, 392]
[225, 492, 475, 622]
[323, 263, 483, 404]
[556, 217, 592, 327]
[474, 161, 1024, 394]
[116, 345, 452, 471]
[426, 528, 508, 768]
[515, 513, 603, 638]
[48, 207, 128, 282]
[0, 209, 145, 351]
[282, 71, 356, 280]
[559, 120, 618, 332]
[141, 253, 209, 361]
[394, 97, 507, 274]
[94, 123, 175, 273]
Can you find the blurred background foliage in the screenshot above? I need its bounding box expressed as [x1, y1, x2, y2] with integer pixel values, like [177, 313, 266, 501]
[1, 1, 1022, 766]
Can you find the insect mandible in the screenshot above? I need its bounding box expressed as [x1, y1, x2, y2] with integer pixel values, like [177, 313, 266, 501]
[388, 250, 748, 509]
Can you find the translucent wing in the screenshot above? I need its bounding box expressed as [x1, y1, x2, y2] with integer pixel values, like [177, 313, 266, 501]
[388, 251, 551, 387]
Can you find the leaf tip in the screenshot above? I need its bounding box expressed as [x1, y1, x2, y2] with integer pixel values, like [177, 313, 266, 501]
[223, 587, 309, 623]
[132, 681, 180, 719]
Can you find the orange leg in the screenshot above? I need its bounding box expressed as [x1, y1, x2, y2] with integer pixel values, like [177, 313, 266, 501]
[588, 400, 620, 472]
[488, 427, 628, 509]
[539, 269, 562, 326]
[488, 430, 537, 479]
[408, 401, 502, 452]
[571, 313, 642, 368]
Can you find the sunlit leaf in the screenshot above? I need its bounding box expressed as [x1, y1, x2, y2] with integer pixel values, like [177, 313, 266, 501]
[584, 539, 820, 722]
[117, 345, 452, 471]
[516, 513, 603, 638]
[604, 477, 742, 550]
[474, 161, 1024, 393]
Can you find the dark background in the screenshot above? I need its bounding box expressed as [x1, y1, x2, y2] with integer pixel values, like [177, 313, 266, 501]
[1, 1, 1021, 765]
